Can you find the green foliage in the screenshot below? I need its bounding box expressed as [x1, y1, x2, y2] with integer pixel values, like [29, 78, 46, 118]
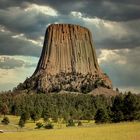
[18, 118, 25, 128]
[0, 91, 140, 124]
[112, 111, 124, 122]
[20, 111, 30, 122]
[77, 121, 82, 126]
[94, 108, 110, 123]
[123, 92, 140, 121]
[111, 93, 140, 122]
[30, 109, 41, 123]
[17, 111, 29, 128]
[44, 123, 54, 129]
[66, 119, 75, 127]
[43, 109, 51, 122]
[0, 103, 9, 116]
[1, 116, 10, 125]
[111, 95, 124, 122]
[36, 122, 43, 129]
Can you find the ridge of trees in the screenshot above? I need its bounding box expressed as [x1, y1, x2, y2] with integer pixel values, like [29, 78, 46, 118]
[0, 91, 140, 124]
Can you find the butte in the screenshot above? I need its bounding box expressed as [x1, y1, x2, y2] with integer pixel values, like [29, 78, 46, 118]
[17, 24, 116, 95]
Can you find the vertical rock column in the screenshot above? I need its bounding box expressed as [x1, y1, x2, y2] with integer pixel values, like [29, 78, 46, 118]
[34, 24, 100, 75]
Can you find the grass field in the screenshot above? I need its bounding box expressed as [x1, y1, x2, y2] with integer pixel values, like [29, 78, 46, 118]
[0, 116, 140, 140]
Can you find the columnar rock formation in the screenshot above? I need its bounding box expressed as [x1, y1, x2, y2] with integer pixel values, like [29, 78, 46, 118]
[35, 24, 100, 75]
[17, 24, 112, 93]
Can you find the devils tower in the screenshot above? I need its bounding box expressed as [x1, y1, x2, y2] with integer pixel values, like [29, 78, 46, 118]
[17, 24, 113, 94]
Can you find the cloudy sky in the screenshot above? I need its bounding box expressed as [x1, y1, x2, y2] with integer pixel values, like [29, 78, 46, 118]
[0, 0, 140, 93]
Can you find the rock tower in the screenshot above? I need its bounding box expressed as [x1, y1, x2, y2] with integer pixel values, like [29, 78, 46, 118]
[17, 24, 112, 93]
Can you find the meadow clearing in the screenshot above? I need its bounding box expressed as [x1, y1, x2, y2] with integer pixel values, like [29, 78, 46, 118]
[0, 115, 140, 140]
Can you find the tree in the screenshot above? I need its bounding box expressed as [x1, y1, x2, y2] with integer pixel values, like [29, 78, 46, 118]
[94, 108, 110, 123]
[0, 103, 9, 117]
[111, 95, 124, 122]
[123, 92, 140, 121]
[43, 108, 51, 122]
[0, 100, 2, 115]
[18, 118, 25, 128]
[20, 111, 30, 122]
[112, 111, 124, 123]
[30, 110, 41, 123]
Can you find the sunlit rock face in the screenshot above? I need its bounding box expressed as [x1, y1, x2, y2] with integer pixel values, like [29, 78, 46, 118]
[17, 24, 112, 93]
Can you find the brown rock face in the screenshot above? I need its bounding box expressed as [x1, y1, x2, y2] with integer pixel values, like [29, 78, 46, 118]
[35, 24, 99, 75]
[17, 24, 112, 93]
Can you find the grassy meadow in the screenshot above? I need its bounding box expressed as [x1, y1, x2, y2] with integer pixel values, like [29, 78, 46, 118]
[0, 115, 140, 140]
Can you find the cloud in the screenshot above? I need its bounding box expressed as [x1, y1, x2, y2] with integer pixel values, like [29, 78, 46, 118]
[0, 3, 139, 55]
[0, 66, 36, 91]
[0, 55, 38, 91]
[1, 0, 140, 21]
[70, 12, 140, 50]
[24, 3, 58, 16]
[0, 57, 24, 69]
[0, 55, 38, 69]
[33, 0, 140, 21]
[96, 35, 140, 49]
[0, 6, 57, 40]
[0, 27, 41, 57]
[98, 48, 140, 91]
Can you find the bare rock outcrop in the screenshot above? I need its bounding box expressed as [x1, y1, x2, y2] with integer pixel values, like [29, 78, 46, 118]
[17, 24, 113, 94]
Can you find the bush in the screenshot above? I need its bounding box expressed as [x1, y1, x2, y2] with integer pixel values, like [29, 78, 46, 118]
[36, 122, 43, 129]
[1, 116, 10, 125]
[44, 123, 54, 129]
[77, 121, 82, 126]
[66, 119, 75, 127]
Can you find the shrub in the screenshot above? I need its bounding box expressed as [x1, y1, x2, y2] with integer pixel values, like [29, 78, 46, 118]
[44, 123, 54, 129]
[77, 121, 82, 126]
[1, 116, 10, 125]
[36, 122, 43, 129]
[66, 119, 75, 127]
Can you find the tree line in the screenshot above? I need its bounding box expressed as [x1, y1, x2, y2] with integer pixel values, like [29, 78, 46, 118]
[0, 91, 140, 124]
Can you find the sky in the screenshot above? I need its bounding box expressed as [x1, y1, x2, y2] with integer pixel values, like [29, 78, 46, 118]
[0, 0, 140, 93]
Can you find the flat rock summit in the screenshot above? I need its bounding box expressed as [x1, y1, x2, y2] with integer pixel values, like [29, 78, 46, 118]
[17, 24, 115, 94]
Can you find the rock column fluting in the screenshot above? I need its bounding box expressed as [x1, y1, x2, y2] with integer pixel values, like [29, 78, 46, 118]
[35, 24, 99, 75]
[17, 24, 112, 93]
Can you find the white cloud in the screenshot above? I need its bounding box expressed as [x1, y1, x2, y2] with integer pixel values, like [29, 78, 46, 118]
[24, 4, 58, 16]
[0, 55, 38, 69]
[70, 11, 128, 41]
[70, 11, 82, 18]
[117, 86, 140, 94]
[0, 25, 10, 33]
[98, 49, 128, 65]
[98, 47, 140, 93]
[12, 33, 42, 46]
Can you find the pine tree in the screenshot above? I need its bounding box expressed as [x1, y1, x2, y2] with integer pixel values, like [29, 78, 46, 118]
[94, 108, 110, 123]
